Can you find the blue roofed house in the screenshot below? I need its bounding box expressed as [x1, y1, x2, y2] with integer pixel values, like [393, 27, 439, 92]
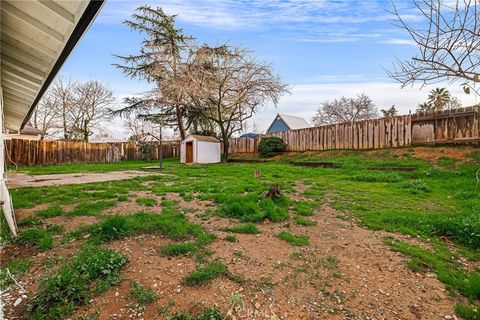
[266, 114, 311, 133]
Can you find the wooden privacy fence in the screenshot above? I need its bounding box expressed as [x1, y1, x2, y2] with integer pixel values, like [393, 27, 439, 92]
[229, 107, 479, 154]
[229, 115, 412, 154]
[5, 139, 180, 166]
[411, 106, 479, 144]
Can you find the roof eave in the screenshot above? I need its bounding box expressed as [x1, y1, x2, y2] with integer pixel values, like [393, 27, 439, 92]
[20, 0, 105, 130]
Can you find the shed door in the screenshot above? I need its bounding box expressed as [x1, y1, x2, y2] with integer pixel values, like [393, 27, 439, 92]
[186, 141, 193, 163]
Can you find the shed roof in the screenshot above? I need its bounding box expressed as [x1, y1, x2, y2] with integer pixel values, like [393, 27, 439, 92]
[267, 114, 310, 132]
[1, 0, 104, 130]
[186, 134, 220, 143]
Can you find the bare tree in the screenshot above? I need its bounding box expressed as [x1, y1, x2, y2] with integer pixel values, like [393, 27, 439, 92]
[32, 89, 61, 139]
[124, 117, 154, 141]
[69, 81, 114, 142]
[177, 45, 289, 161]
[312, 94, 379, 126]
[388, 0, 480, 94]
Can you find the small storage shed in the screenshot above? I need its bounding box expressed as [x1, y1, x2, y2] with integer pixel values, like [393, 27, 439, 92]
[180, 135, 221, 164]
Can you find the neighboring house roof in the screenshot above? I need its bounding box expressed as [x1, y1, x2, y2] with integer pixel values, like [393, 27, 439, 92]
[240, 132, 259, 138]
[185, 134, 220, 143]
[266, 114, 310, 132]
[1, 0, 105, 130]
[6, 124, 43, 135]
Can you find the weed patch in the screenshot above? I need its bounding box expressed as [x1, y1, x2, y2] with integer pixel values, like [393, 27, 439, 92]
[160, 242, 197, 256]
[28, 245, 127, 319]
[352, 171, 402, 183]
[36, 206, 63, 218]
[402, 179, 431, 194]
[279, 231, 309, 246]
[183, 261, 229, 286]
[136, 197, 157, 207]
[223, 223, 260, 234]
[295, 216, 316, 226]
[18, 228, 53, 251]
[68, 200, 116, 217]
[384, 238, 480, 300]
[294, 200, 316, 216]
[18, 216, 43, 226]
[128, 281, 157, 306]
[0, 258, 32, 289]
[225, 235, 238, 242]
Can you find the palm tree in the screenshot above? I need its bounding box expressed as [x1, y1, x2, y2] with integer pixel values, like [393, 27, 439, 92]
[428, 87, 451, 111]
[416, 102, 433, 113]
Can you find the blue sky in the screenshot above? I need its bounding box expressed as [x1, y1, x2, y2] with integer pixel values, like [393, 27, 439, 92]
[59, 0, 478, 137]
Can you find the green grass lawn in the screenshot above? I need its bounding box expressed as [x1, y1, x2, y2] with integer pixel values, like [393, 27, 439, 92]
[3, 148, 480, 318]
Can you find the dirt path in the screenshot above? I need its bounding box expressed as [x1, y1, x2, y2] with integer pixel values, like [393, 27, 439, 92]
[6, 170, 168, 188]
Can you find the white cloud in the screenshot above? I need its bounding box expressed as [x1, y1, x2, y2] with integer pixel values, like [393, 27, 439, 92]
[98, 0, 414, 43]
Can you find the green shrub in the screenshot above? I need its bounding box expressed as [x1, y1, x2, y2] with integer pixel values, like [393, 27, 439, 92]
[223, 223, 260, 234]
[128, 281, 157, 306]
[258, 137, 286, 158]
[36, 206, 63, 218]
[18, 228, 53, 251]
[160, 242, 197, 256]
[279, 231, 309, 246]
[183, 261, 229, 286]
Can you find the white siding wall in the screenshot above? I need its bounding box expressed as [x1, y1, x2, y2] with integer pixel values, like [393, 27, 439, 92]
[196, 141, 221, 163]
[180, 142, 186, 163]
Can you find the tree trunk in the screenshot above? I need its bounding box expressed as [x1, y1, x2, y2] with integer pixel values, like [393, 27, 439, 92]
[175, 105, 186, 140]
[222, 137, 229, 162]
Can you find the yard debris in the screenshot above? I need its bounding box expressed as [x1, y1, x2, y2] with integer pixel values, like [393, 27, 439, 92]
[259, 184, 281, 199]
[254, 169, 262, 178]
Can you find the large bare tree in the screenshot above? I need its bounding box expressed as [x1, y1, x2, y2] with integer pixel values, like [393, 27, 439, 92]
[113, 6, 193, 139]
[177, 45, 289, 161]
[68, 80, 114, 142]
[388, 0, 480, 94]
[312, 94, 379, 126]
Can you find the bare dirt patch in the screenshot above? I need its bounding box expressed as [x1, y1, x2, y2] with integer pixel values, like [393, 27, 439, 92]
[7, 170, 165, 188]
[45, 215, 99, 232]
[68, 204, 458, 319]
